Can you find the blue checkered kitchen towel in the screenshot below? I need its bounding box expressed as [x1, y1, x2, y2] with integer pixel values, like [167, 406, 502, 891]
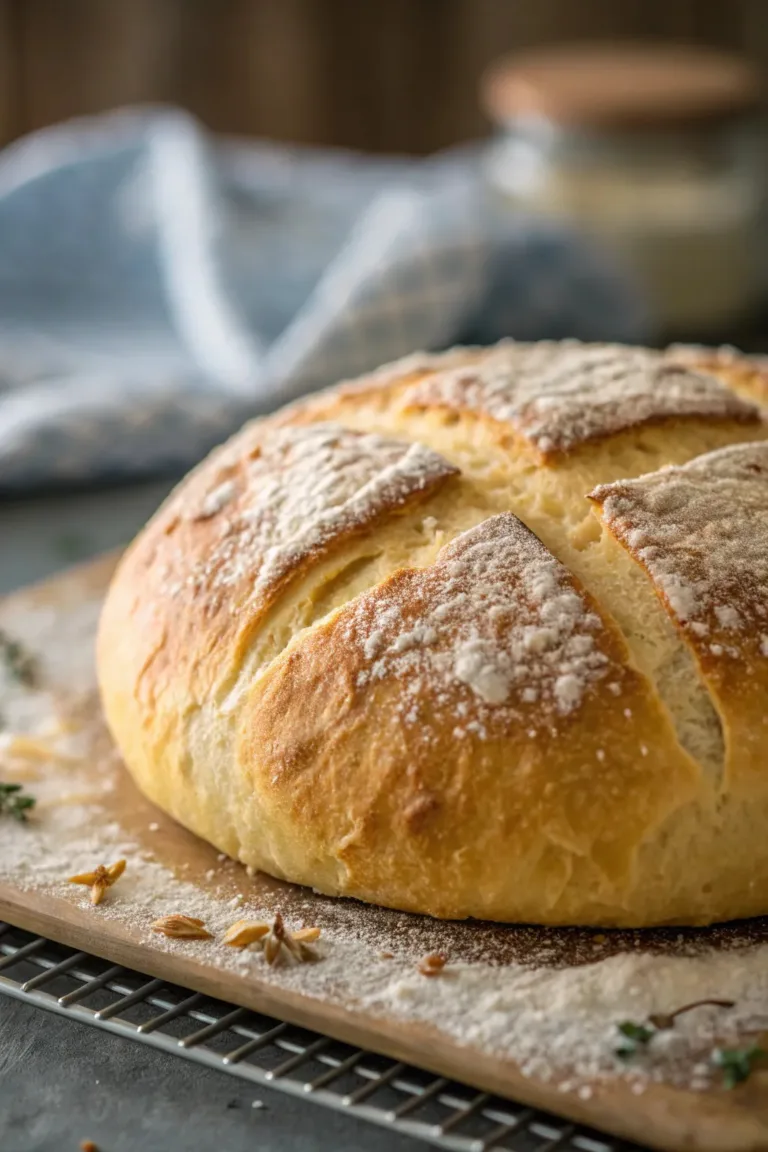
[0, 108, 649, 490]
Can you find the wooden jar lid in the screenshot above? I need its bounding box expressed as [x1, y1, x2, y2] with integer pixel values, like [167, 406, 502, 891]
[482, 42, 762, 131]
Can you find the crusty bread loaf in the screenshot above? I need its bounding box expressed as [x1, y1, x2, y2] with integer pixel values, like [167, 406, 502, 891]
[97, 341, 768, 926]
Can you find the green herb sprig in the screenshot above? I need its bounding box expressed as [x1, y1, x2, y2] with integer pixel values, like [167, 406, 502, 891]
[615, 999, 736, 1059]
[0, 782, 36, 822]
[615, 1021, 655, 1058]
[713, 1044, 768, 1090]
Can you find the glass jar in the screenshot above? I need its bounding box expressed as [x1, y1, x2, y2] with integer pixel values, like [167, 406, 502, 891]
[482, 44, 765, 341]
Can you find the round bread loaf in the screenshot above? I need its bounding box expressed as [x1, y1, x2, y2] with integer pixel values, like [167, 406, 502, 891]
[97, 341, 768, 927]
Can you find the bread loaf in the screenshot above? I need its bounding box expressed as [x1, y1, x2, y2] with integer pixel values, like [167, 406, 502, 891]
[97, 341, 768, 926]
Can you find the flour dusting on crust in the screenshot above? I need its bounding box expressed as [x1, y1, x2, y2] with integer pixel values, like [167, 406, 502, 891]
[402, 341, 758, 455]
[591, 442, 768, 654]
[344, 513, 611, 729]
[182, 422, 457, 598]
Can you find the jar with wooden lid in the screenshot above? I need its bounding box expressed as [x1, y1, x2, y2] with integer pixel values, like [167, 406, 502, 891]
[481, 43, 765, 341]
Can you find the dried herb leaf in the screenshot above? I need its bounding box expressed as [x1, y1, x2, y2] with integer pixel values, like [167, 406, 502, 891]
[223, 919, 271, 949]
[0, 782, 36, 822]
[231, 913, 321, 966]
[151, 915, 213, 940]
[68, 858, 126, 905]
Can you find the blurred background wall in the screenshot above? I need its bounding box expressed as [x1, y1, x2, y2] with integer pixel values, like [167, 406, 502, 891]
[0, 0, 766, 154]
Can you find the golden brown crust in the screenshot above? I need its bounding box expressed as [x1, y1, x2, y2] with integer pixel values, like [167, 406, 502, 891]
[172, 419, 458, 615]
[243, 515, 697, 921]
[97, 339, 768, 927]
[668, 343, 768, 408]
[590, 442, 768, 786]
[399, 342, 759, 459]
[104, 420, 458, 705]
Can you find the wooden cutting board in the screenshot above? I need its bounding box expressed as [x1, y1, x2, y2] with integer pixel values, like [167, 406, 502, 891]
[1, 556, 767, 1152]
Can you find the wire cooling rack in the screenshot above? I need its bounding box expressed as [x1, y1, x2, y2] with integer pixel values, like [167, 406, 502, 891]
[0, 922, 646, 1152]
